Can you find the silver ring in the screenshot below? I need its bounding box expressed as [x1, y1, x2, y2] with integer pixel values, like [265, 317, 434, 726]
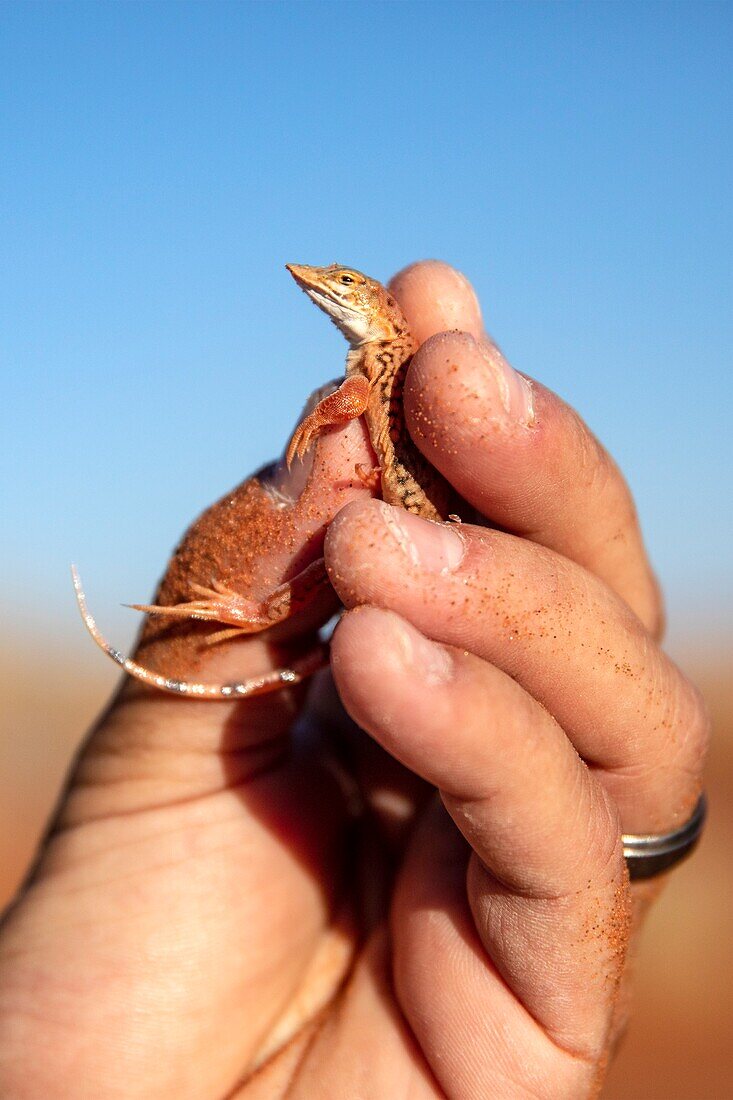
[623, 794, 707, 881]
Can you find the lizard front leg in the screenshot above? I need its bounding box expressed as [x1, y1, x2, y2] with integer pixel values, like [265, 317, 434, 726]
[286, 374, 370, 467]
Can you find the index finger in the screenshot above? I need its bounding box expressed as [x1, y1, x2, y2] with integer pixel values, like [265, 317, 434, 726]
[389, 261, 663, 636]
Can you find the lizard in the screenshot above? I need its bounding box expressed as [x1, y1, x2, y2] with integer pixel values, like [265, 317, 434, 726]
[74, 263, 450, 699]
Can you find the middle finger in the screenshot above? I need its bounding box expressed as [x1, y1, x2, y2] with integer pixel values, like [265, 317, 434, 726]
[325, 498, 705, 833]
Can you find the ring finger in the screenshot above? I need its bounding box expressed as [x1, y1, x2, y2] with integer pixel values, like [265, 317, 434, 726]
[332, 606, 627, 1087]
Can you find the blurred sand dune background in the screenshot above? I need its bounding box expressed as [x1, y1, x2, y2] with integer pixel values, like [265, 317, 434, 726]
[2, 3, 731, 1095]
[1, 633, 730, 1099]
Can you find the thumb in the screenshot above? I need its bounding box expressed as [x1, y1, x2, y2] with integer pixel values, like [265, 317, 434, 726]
[0, 415, 373, 1099]
[65, 411, 376, 825]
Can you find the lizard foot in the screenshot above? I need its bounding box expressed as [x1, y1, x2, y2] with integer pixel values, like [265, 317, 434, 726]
[127, 558, 331, 640]
[286, 374, 370, 468]
[286, 416, 320, 467]
[354, 463, 382, 491]
[127, 580, 267, 633]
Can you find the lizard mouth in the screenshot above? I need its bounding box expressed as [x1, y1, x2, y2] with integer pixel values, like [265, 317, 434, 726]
[286, 263, 368, 343]
[287, 266, 359, 316]
[285, 263, 319, 290]
[286, 264, 342, 299]
[302, 284, 355, 313]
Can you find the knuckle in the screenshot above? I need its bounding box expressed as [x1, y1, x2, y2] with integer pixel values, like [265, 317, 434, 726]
[584, 448, 638, 541]
[569, 412, 615, 496]
[637, 663, 712, 787]
[672, 674, 712, 771]
[580, 786, 627, 886]
[641, 570, 666, 641]
[566, 411, 666, 635]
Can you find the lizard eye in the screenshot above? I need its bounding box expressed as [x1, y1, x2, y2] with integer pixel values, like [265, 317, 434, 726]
[340, 274, 354, 285]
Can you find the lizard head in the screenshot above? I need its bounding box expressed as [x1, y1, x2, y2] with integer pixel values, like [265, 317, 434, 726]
[286, 263, 408, 346]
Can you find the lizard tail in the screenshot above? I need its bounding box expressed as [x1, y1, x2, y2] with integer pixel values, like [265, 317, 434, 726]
[71, 566, 327, 699]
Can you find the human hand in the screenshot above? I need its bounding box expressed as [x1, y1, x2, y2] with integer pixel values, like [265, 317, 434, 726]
[0, 262, 708, 1099]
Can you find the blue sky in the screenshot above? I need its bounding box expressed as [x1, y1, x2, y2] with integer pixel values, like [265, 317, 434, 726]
[2, 1, 731, 668]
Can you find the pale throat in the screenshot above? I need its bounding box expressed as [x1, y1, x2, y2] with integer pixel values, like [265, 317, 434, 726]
[303, 286, 384, 347]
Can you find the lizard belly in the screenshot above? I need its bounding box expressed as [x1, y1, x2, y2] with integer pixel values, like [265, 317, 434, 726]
[364, 401, 447, 521]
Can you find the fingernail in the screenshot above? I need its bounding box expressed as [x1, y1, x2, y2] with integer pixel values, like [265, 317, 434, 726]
[392, 616, 454, 685]
[380, 502, 465, 573]
[479, 339, 535, 426]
